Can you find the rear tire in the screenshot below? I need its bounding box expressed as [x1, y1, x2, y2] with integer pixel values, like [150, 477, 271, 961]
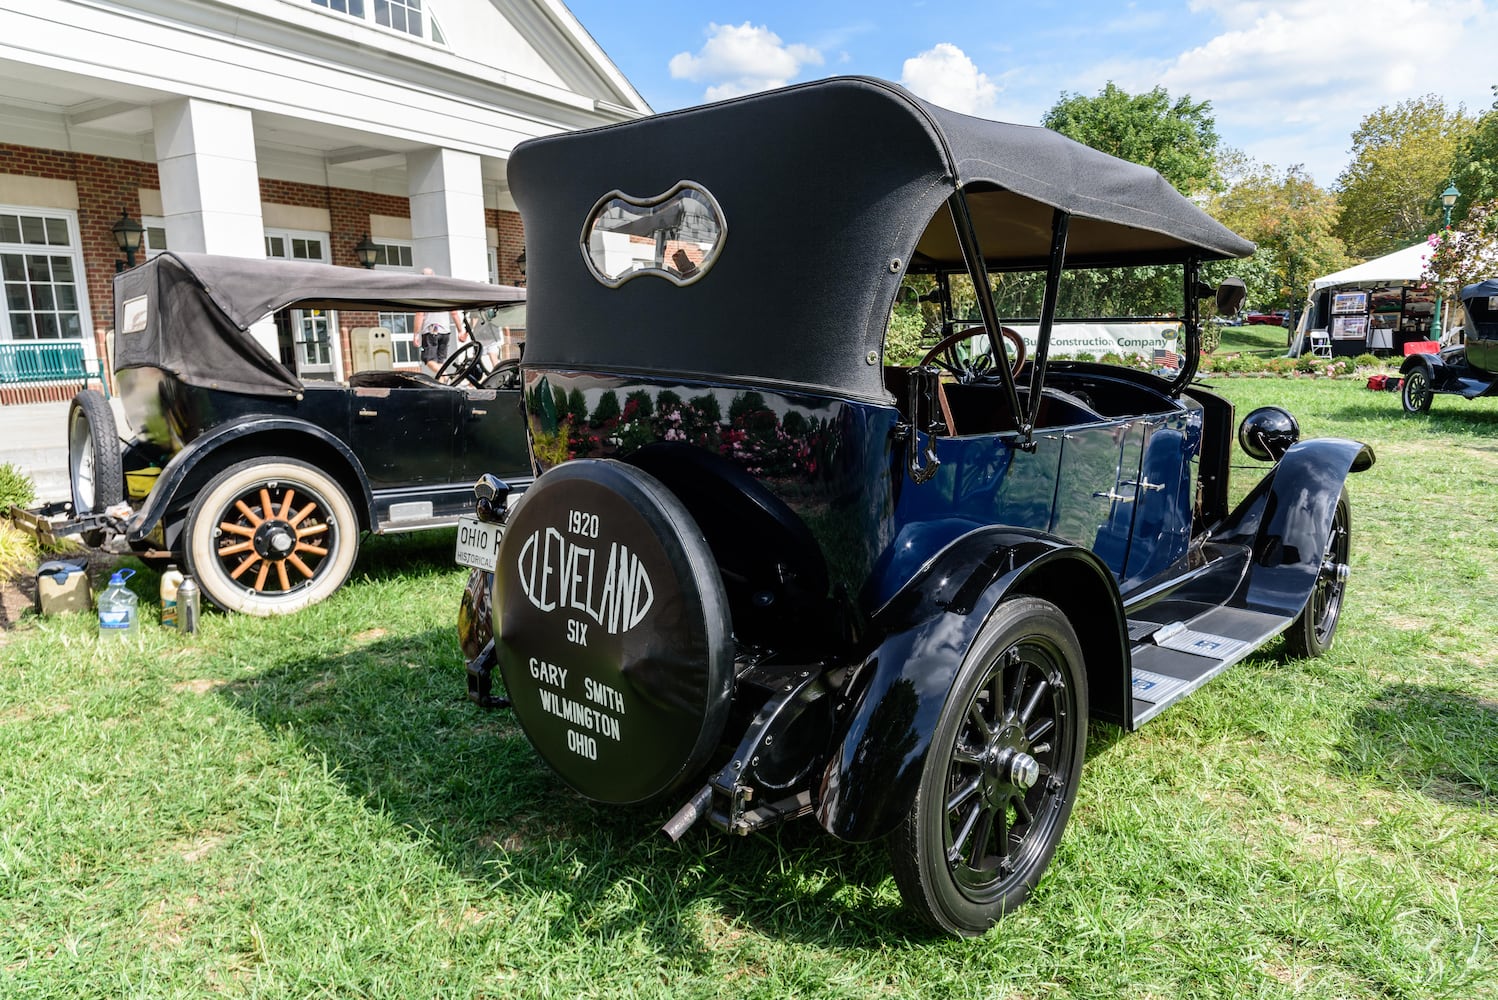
[1401, 368, 1432, 414]
[890, 597, 1087, 935]
[67, 389, 123, 514]
[183, 458, 358, 616]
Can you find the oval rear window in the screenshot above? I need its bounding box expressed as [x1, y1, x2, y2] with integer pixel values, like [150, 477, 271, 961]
[581, 182, 725, 288]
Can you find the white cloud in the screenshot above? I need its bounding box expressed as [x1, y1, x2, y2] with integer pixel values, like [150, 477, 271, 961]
[668, 22, 823, 101]
[1147, 0, 1498, 184]
[899, 43, 999, 116]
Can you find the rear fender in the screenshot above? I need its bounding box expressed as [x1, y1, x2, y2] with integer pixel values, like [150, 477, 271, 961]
[1399, 351, 1450, 389]
[125, 418, 372, 543]
[1212, 437, 1374, 619]
[815, 528, 1126, 843]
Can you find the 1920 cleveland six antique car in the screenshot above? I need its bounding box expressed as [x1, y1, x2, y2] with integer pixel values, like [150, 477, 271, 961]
[1400, 278, 1498, 413]
[454, 77, 1374, 934]
[48, 252, 529, 615]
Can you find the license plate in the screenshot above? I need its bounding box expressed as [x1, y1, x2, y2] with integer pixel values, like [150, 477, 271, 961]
[454, 515, 503, 570]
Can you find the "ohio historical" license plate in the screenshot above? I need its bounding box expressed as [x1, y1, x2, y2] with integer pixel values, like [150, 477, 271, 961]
[453, 515, 503, 571]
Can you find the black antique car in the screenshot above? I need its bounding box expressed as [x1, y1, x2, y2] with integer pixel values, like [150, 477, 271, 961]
[56, 252, 530, 615]
[1400, 278, 1498, 413]
[455, 77, 1374, 934]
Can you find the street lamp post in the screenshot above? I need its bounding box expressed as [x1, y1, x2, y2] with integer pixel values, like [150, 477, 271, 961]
[1431, 184, 1460, 343]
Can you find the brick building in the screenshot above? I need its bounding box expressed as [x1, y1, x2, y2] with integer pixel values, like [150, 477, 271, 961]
[0, 0, 647, 403]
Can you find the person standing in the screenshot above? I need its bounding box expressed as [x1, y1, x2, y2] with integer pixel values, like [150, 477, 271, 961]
[413, 267, 464, 374]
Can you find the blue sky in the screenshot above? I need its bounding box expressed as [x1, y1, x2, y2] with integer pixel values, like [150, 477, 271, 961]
[564, 0, 1498, 190]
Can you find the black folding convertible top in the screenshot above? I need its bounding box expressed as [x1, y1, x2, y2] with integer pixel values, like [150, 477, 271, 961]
[509, 76, 1253, 403]
[113, 252, 524, 397]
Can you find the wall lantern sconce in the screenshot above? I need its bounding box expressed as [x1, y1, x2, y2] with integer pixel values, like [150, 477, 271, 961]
[111, 209, 144, 272]
[354, 233, 379, 269]
[515, 249, 526, 284]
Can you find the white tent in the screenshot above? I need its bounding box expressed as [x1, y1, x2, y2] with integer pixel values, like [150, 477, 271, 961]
[1310, 240, 1438, 288]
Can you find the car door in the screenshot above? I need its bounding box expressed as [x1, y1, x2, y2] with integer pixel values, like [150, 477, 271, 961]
[1050, 418, 1146, 581]
[350, 384, 458, 489]
[454, 383, 531, 483]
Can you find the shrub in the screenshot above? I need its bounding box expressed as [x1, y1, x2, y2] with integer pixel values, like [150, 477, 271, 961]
[1266, 357, 1297, 375]
[0, 462, 34, 510]
[1073, 351, 1096, 363]
[0, 518, 38, 582]
[1295, 354, 1320, 374]
[1353, 353, 1382, 369]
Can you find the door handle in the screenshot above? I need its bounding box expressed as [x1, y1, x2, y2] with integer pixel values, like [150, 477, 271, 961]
[1092, 489, 1135, 502]
[1122, 478, 1164, 492]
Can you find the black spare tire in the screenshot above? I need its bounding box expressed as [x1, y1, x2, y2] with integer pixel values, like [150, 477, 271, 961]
[494, 460, 733, 805]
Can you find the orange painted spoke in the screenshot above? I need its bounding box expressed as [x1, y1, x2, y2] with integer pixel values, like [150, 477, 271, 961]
[218, 521, 255, 539]
[230, 553, 262, 580]
[235, 499, 263, 526]
[253, 561, 270, 591]
[296, 522, 328, 538]
[277, 489, 296, 520]
[289, 502, 318, 526]
[275, 561, 291, 591]
[287, 554, 315, 579]
[297, 541, 328, 557]
[259, 489, 273, 520]
[216, 540, 254, 557]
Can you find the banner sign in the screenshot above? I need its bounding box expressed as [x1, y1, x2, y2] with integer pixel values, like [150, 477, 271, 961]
[1008, 323, 1183, 357]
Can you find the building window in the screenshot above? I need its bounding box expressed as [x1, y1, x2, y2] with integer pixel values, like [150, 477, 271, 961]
[380, 311, 421, 366]
[313, 0, 364, 15]
[0, 208, 86, 342]
[375, 0, 422, 37]
[143, 217, 169, 259]
[266, 234, 325, 261]
[372, 242, 412, 268]
[309, 0, 442, 43]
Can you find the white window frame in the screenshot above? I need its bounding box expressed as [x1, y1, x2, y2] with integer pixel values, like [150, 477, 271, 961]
[263, 227, 341, 379]
[371, 238, 421, 368]
[0, 204, 94, 352]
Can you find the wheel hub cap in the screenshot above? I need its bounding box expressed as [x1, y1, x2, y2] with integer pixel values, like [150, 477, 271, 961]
[253, 520, 298, 560]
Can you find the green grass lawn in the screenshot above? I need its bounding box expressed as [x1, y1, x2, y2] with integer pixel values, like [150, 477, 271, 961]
[1, 377, 1495, 999]
[1215, 322, 1292, 358]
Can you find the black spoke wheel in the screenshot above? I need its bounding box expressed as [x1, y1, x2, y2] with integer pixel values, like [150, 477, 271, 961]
[184, 458, 358, 616]
[891, 596, 1087, 935]
[1401, 368, 1432, 414]
[1283, 489, 1350, 659]
[479, 358, 521, 390]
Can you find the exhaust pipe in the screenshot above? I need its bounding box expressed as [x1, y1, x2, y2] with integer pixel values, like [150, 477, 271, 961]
[660, 784, 713, 842]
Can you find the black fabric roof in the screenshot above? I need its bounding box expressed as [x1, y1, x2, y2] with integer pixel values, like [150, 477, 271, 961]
[113, 252, 524, 397]
[509, 76, 1253, 403]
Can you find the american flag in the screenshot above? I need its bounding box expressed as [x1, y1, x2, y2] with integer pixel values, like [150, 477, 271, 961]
[1152, 349, 1180, 370]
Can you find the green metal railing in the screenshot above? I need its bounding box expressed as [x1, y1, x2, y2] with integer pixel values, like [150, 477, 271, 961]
[0, 339, 108, 398]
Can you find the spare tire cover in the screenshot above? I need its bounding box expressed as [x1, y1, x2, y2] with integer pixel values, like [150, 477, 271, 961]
[494, 459, 733, 804]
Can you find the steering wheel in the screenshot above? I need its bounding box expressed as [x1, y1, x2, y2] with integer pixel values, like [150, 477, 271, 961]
[920, 325, 1027, 382]
[480, 358, 521, 390]
[433, 341, 483, 387]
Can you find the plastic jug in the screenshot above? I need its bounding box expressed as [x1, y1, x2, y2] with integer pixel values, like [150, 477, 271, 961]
[159, 563, 184, 628]
[98, 567, 138, 640]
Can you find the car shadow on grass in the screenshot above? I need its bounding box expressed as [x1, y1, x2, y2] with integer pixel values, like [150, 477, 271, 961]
[1328, 398, 1498, 434]
[215, 628, 933, 951]
[1336, 683, 1497, 808]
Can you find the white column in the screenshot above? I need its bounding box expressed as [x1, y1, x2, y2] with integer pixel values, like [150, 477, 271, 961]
[406, 147, 487, 281]
[151, 99, 265, 258]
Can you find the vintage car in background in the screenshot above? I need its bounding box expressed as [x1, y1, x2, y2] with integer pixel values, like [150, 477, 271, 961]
[54, 252, 530, 615]
[1400, 279, 1498, 413]
[454, 77, 1374, 934]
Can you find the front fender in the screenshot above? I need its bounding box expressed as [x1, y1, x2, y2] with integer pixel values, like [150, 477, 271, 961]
[815, 528, 1126, 843]
[1213, 437, 1374, 619]
[126, 417, 373, 542]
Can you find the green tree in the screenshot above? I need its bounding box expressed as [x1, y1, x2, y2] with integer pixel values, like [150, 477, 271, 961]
[1334, 95, 1474, 258]
[1041, 82, 1225, 317]
[1450, 85, 1498, 221]
[1043, 82, 1222, 195]
[1210, 159, 1350, 310]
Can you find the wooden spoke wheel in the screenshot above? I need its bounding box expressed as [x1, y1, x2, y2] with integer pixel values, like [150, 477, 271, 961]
[184, 458, 358, 616]
[891, 596, 1087, 934]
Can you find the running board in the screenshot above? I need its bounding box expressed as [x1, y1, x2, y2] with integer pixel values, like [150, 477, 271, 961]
[1126, 605, 1292, 728]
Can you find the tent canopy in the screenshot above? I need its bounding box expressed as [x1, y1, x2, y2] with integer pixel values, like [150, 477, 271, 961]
[1310, 240, 1444, 290]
